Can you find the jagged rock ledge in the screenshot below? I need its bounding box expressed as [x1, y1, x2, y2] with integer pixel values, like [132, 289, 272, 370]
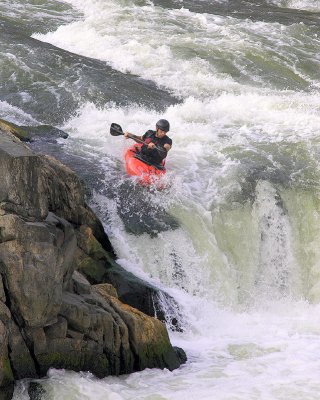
[0, 125, 186, 394]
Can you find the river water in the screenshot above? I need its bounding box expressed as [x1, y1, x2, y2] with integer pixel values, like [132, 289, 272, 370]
[1, 0, 320, 398]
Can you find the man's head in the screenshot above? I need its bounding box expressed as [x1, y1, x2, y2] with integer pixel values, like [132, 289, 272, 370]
[156, 119, 170, 137]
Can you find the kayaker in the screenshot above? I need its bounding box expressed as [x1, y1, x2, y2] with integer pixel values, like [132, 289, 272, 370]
[124, 119, 172, 165]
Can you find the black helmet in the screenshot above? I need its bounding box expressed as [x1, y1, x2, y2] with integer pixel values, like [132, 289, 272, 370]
[156, 119, 170, 132]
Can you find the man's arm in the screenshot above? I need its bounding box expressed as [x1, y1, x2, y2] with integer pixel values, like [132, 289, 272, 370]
[147, 142, 170, 154]
[124, 132, 143, 143]
[163, 143, 171, 152]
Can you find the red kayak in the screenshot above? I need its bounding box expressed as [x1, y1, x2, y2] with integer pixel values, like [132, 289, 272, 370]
[124, 144, 166, 186]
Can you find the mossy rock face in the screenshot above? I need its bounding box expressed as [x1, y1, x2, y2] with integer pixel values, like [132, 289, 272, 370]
[9, 353, 37, 380]
[0, 119, 31, 142]
[77, 252, 183, 331]
[107, 296, 183, 372]
[0, 358, 14, 387]
[76, 255, 108, 283]
[37, 344, 110, 378]
[76, 226, 115, 264]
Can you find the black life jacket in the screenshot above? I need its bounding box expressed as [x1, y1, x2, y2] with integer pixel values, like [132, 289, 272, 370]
[140, 130, 171, 165]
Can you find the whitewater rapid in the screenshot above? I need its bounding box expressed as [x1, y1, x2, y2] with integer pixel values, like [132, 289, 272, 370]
[7, 0, 320, 398]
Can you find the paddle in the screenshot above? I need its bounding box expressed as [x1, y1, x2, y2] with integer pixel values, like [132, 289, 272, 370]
[110, 123, 126, 137]
[110, 123, 166, 154]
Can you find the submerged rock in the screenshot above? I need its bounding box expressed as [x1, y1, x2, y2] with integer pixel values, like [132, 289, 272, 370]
[115, 181, 180, 236]
[0, 128, 186, 388]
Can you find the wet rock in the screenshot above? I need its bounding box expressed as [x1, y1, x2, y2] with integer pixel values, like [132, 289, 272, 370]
[21, 125, 69, 141]
[173, 346, 187, 365]
[0, 213, 76, 327]
[7, 320, 37, 380]
[94, 283, 118, 299]
[96, 285, 183, 371]
[0, 385, 14, 400]
[44, 317, 68, 340]
[0, 321, 13, 387]
[0, 128, 185, 388]
[28, 381, 46, 400]
[0, 118, 30, 142]
[75, 225, 183, 329]
[116, 181, 180, 236]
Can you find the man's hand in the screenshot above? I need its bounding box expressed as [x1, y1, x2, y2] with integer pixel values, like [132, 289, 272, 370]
[124, 131, 130, 139]
[148, 142, 167, 154]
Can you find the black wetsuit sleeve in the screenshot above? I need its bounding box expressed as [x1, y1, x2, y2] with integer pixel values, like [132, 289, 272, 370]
[165, 137, 172, 147]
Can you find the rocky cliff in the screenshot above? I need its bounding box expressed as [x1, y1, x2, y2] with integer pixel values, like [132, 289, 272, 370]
[0, 125, 186, 394]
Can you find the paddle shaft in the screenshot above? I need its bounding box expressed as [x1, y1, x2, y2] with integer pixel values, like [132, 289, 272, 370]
[110, 123, 166, 154]
[123, 131, 166, 154]
[126, 133, 149, 146]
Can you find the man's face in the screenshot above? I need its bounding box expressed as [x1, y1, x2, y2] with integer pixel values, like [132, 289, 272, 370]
[156, 128, 167, 138]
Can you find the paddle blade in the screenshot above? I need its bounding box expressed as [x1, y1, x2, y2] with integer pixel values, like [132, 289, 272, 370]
[110, 123, 123, 136]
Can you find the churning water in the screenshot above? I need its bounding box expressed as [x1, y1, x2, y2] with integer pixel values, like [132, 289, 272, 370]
[2, 0, 320, 398]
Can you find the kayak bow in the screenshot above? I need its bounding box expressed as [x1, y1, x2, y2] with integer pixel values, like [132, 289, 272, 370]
[124, 144, 166, 186]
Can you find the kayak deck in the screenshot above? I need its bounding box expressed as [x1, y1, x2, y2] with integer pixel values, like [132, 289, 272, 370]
[124, 144, 166, 185]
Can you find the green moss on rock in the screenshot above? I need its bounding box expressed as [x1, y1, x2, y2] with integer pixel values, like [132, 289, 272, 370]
[37, 346, 110, 378]
[0, 119, 31, 142]
[77, 256, 108, 283]
[1, 358, 14, 387]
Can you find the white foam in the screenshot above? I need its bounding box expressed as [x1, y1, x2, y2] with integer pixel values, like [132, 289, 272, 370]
[13, 299, 320, 400]
[33, 0, 320, 100]
[61, 90, 320, 193]
[60, 93, 320, 306]
[0, 100, 38, 125]
[268, 0, 320, 11]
